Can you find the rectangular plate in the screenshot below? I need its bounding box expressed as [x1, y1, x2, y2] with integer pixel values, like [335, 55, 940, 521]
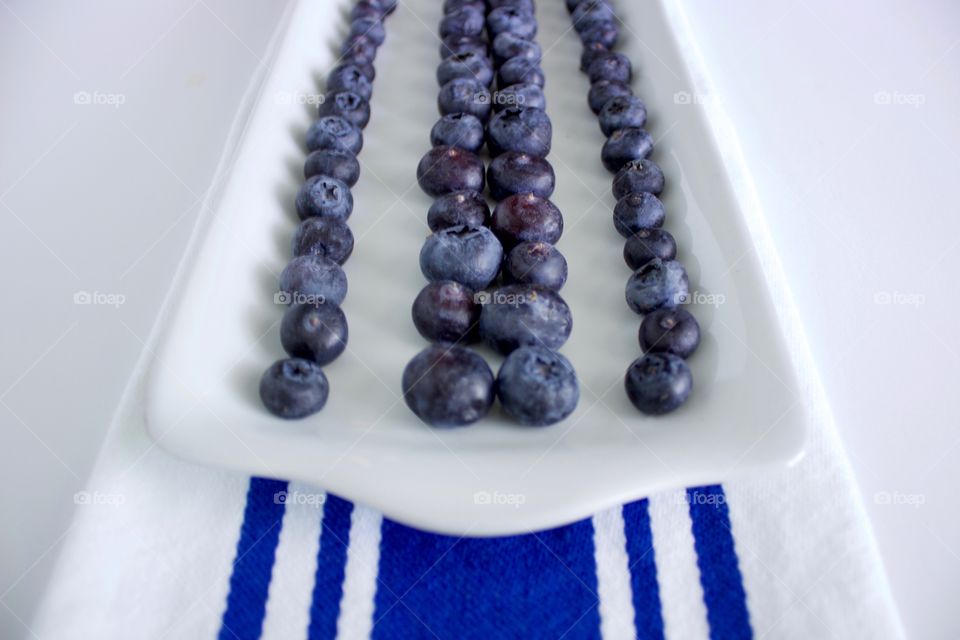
[146, 0, 808, 535]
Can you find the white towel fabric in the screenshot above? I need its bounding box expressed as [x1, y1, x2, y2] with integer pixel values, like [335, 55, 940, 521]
[31, 1, 903, 638]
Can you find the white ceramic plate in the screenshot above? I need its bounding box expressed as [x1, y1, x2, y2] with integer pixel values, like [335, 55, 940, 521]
[146, 0, 808, 535]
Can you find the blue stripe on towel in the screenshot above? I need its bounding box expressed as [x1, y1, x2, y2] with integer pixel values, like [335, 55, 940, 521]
[307, 494, 354, 639]
[687, 485, 752, 640]
[218, 477, 288, 640]
[623, 499, 665, 640]
[372, 517, 601, 639]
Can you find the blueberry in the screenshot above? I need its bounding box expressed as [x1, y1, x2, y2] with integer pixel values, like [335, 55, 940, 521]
[625, 353, 692, 415]
[348, 58, 377, 82]
[402, 343, 494, 427]
[340, 35, 378, 67]
[639, 308, 700, 358]
[612, 158, 665, 198]
[492, 32, 542, 67]
[498, 57, 545, 88]
[598, 94, 646, 136]
[373, 0, 397, 14]
[279, 255, 348, 307]
[440, 7, 485, 39]
[259, 358, 329, 419]
[305, 116, 363, 154]
[623, 228, 676, 271]
[497, 346, 579, 426]
[419, 225, 503, 290]
[580, 42, 609, 72]
[566, 0, 585, 11]
[427, 190, 490, 231]
[587, 51, 632, 84]
[572, 0, 617, 34]
[351, 1, 385, 21]
[438, 78, 492, 121]
[417, 146, 485, 196]
[602, 128, 654, 173]
[487, 152, 555, 200]
[318, 91, 370, 129]
[579, 20, 618, 48]
[491, 193, 563, 248]
[493, 82, 545, 112]
[613, 192, 665, 236]
[479, 284, 573, 354]
[295, 175, 353, 221]
[291, 217, 355, 264]
[303, 149, 360, 186]
[486, 107, 552, 157]
[439, 35, 489, 60]
[280, 302, 348, 365]
[625, 259, 689, 314]
[412, 281, 481, 343]
[327, 64, 373, 101]
[350, 17, 386, 46]
[489, 0, 535, 12]
[437, 51, 494, 87]
[430, 113, 485, 153]
[504, 241, 568, 290]
[444, 0, 484, 12]
[487, 6, 537, 40]
[588, 79, 631, 114]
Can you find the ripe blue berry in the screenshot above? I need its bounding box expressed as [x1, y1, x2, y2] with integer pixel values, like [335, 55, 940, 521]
[279, 255, 348, 307]
[438, 78, 492, 121]
[295, 175, 353, 221]
[327, 64, 373, 101]
[601, 127, 654, 172]
[437, 51, 494, 87]
[306, 116, 363, 154]
[487, 152, 555, 200]
[623, 228, 676, 271]
[492, 32, 541, 67]
[493, 82, 546, 112]
[291, 217, 355, 264]
[496, 346, 579, 426]
[572, 0, 616, 34]
[598, 94, 647, 137]
[504, 241, 568, 290]
[402, 343, 495, 427]
[430, 113, 485, 153]
[487, 6, 537, 40]
[625, 258, 689, 314]
[587, 52, 632, 84]
[303, 149, 360, 186]
[417, 146, 485, 196]
[579, 20, 618, 48]
[588, 79, 631, 114]
[613, 192, 665, 236]
[259, 358, 329, 419]
[478, 284, 573, 354]
[498, 57, 545, 87]
[427, 190, 490, 231]
[412, 281, 481, 343]
[439, 35, 488, 60]
[491, 193, 563, 248]
[612, 159, 664, 199]
[625, 353, 692, 415]
[350, 17, 386, 46]
[580, 41, 610, 72]
[281, 303, 348, 366]
[440, 7, 485, 39]
[318, 91, 370, 129]
[419, 225, 503, 291]
[486, 107, 552, 157]
[639, 308, 700, 358]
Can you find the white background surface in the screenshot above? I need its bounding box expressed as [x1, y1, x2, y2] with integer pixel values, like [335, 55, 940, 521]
[0, 0, 957, 638]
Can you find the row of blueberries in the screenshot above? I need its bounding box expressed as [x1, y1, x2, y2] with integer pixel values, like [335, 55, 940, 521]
[259, 0, 398, 419]
[568, 0, 700, 415]
[403, 0, 580, 429]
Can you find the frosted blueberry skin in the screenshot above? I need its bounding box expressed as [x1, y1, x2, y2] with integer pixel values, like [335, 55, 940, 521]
[327, 64, 373, 101]
[491, 193, 563, 248]
[588, 79, 632, 114]
[623, 228, 676, 271]
[493, 83, 545, 112]
[572, 0, 617, 34]
[437, 51, 495, 87]
[417, 146, 486, 197]
[372, 0, 397, 15]
[402, 343, 495, 427]
[279, 255, 348, 307]
[259, 358, 329, 419]
[613, 192, 665, 236]
[580, 41, 610, 72]
[430, 113, 485, 153]
[498, 57, 545, 88]
[351, 1, 385, 22]
[305, 116, 363, 154]
[350, 16, 386, 46]
[598, 95, 647, 137]
[479, 284, 573, 355]
[303, 149, 360, 186]
[427, 190, 490, 231]
[587, 52, 632, 84]
[443, 0, 484, 13]
[291, 217, 355, 264]
[487, 107, 552, 157]
[639, 308, 701, 359]
[318, 91, 370, 129]
[341, 35, 378, 66]
[295, 175, 354, 221]
[487, 6, 537, 40]
[602, 128, 655, 173]
[439, 35, 488, 60]
[489, 0, 535, 13]
[625, 353, 692, 415]
[411, 281, 481, 344]
[579, 20, 619, 49]
[625, 259, 690, 314]
[566, 0, 585, 12]
[503, 241, 568, 290]
[492, 32, 542, 67]
[496, 346, 579, 426]
[281, 303, 348, 366]
[419, 225, 503, 291]
[487, 152, 556, 200]
[612, 159, 665, 199]
[438, 78, 492, 121]
[440, 6, 485, 39]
